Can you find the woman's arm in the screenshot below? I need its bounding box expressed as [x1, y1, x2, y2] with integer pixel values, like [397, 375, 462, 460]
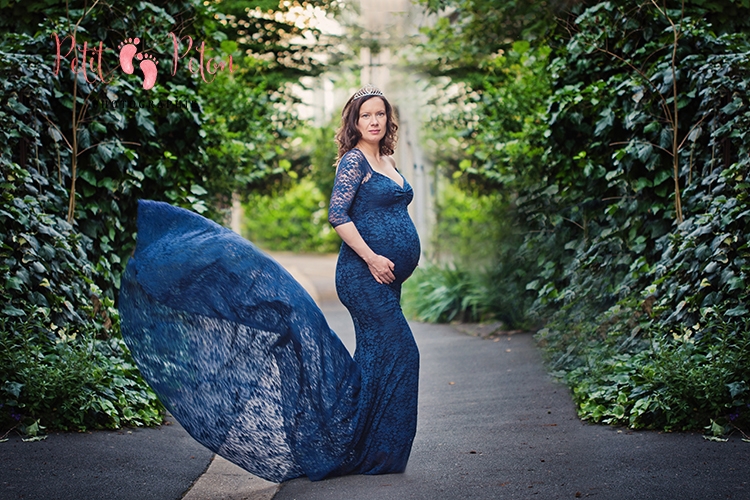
[334, 222, 395, 285]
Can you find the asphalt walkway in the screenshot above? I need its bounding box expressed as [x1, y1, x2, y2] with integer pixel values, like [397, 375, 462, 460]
[2, 251, 749, 499]
[1, 412, 213, 500]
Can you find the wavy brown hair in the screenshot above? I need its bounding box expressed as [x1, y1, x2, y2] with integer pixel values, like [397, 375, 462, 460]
[335, 93, 398, 161]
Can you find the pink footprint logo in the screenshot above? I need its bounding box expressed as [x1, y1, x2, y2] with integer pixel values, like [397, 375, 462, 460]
[136, 53, 158, 90]
[117, 38, 140, 74]
[117, 37, 158, 90]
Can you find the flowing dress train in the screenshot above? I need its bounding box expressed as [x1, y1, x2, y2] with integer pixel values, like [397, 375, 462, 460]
[119, 149, 420, 482]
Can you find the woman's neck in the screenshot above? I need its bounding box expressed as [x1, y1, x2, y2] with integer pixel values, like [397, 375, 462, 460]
[355, 141, 380, 160]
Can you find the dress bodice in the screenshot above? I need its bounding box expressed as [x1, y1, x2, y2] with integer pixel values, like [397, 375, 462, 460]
[328, 149, 420, 285]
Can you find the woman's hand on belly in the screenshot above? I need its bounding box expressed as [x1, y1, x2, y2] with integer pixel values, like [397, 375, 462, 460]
[333, 221, 396, 284]
[365, 253, 396, 285]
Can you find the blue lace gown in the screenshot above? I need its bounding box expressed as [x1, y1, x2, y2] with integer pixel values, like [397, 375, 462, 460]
[328, 148, 422, 475]
[119, 150, 420, 483]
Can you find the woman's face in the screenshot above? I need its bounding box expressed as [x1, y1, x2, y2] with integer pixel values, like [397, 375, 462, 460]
[356, 97, 387, 144]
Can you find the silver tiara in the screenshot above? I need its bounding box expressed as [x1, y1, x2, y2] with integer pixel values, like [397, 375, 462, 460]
[352, 84, 384, 101]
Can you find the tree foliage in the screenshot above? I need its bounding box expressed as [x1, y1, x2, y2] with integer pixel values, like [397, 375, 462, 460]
[418, 0, 750, 434]
[242, 179, 340, 253]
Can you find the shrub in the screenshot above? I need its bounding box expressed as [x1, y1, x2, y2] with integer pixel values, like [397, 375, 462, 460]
[402, 264, 493, 323]
[539, 312, 750, 434]
[0, 161, 163, 432]
[0, 308, 163, 433]
[415, 0, 750, 435]
[242, 179, 341, 253]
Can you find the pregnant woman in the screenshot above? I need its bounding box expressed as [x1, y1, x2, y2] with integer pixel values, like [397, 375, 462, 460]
[328, 84, 421, 475]
[118, 85, 420, 483]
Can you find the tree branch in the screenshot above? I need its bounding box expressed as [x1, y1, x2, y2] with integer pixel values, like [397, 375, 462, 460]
[77, 140, 141, 156]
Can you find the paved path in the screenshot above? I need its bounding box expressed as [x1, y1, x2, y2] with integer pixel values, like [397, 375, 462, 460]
[0, 414, 213, 500]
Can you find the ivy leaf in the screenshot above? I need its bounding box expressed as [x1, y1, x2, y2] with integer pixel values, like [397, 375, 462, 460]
[727, 381, 747, 399]
[687, 125, 702, 143]
[6, 97, 30, 114]
[633, 177, 651, 191]
[721, 98, 743, 115]
[652, 170, 670, 188]
[644, 122, 660, 134]
[192, 201, 208, 214]
[594, 108, 614, 136]
[2, 304, 26, 316]
[48, 126, 63, 143]
[725, 305, 748, 316]
[3, 381, 23, 397]
[5, 276, 24, 291]
[727, 277, 744, 291]
[99, 178, 117, 191]
[190, 184, 208, 196]
[78, 127, 91, 149]
[659, 127, 672, 149]
[79, 169, 97, 186]
[135, 108, 156, 136]
[637, 143, 653, 162]
[97, 142, 115, 162]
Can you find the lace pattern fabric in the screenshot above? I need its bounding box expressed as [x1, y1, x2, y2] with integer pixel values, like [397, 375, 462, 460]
[121, 201, 359, 482]
[328, 149, 372, 227]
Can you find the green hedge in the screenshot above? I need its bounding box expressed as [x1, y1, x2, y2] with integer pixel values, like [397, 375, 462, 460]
[0, 0, 334, 433]
[417, 0, 750, 435]
[243, 179, 340, 254]
[1, 159, 163, 433]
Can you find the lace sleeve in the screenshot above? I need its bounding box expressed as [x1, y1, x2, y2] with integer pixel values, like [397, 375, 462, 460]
[328, 150, 369, 227]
